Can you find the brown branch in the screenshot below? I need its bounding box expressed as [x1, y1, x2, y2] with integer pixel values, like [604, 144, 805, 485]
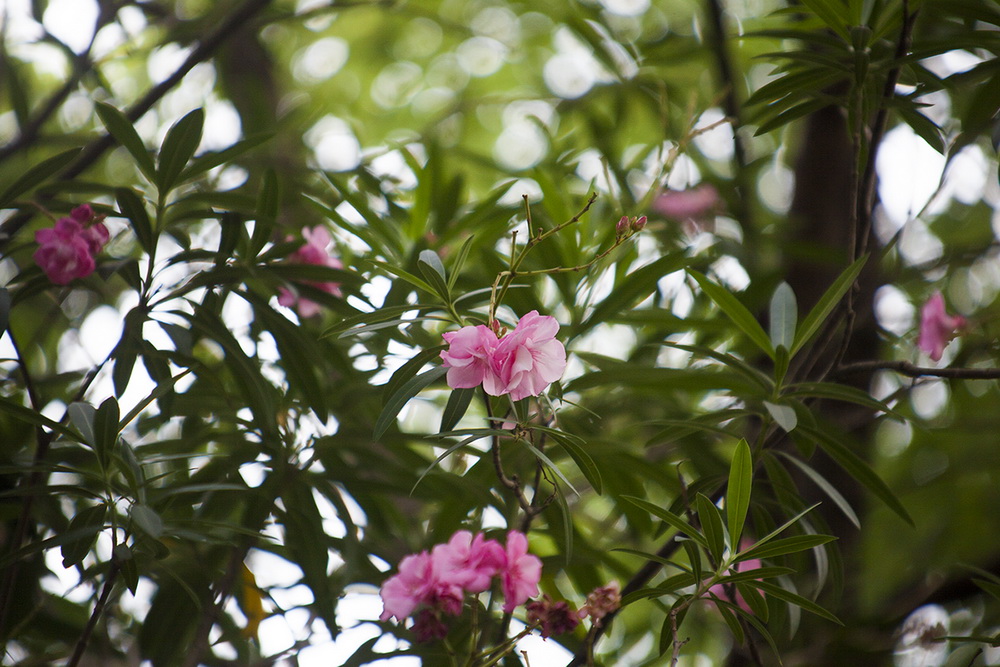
[66, 563, 118, 667]
[834, 360, 1000, 380]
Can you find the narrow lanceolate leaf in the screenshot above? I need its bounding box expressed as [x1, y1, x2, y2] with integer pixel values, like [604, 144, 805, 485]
[95, 102, 156, 182]
[93, 397, 120, 466]
[727, 439, 753, 548]
[177, 132, 273, 184]
[621, 496, 709, 549]
[776, 452, 861, 529]
[417, 249, 450, 300]
[748, 580, 843, 625]
[156, 108, 205, 196]
[688, 269, 774, 358]
[764, 400, 798, 432]
[769, 281, 797, 350]
[696, 493, 726, 563]
[115, 187, 154, 253]
[533, 425, 603, 495]
[737, 534, 837, 562]
[374, 366, 448, 439]
[797, 424, 913, 526]
[791, 254, 868, 356]
[0, 147, 82, 209]
[439, 387, 475, 432]
[447, 235, 476, 291]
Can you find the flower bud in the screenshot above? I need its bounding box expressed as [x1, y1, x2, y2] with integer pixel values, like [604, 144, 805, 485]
[631, 215, 647, 232]
[615, 215, 629, 237]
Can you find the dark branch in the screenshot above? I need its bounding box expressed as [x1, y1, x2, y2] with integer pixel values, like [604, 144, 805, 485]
[834, 360, 1000, 380]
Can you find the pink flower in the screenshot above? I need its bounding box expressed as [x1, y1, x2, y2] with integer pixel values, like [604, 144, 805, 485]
[918, 292, 966, 362]
[484, 311, 567, 402]
[34, 218, 97, 285]
[652, 184, 720, 221]
[379, 551, 463, 624]
[431, 530, 505, 593]
[440, 325, 498, 390]
[278, 225, 343, 318]
[500, 530, 541, 613]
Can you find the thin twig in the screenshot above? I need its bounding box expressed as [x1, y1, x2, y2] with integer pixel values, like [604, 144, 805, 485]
[66, 563, 119, 667]
[834, 360, 1000, 380]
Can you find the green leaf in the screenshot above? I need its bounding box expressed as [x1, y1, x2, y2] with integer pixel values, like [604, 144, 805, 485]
[737, 534, 837, 562]
[521, 439, 578, 495]
[764, 400, 798, 432]
[251, 170, 278, 257]
[696, 493, 726, 563]
[447, 236, 476, 291]
[68, 402, 97, 446]
[797, 424, 913, 526]
[130, 504, 164, 538]
[578, 253, 689, 335]
[94, 397, 120, 465]
[0, 147, 82, 209]
[688, 269, 774, 358]
[61, 504, 107, 568]
[727, 440, 753, 548]
[785, 381, 900, 417]
[621, 495, 709, 549]
[281, 479, 338, 636]
[533, 425, 603, 495]
[799, 0, 850, 39]
[177, 132, 272, 184]
[417, 249, 450, 301]
[156, 108, 205, 195]
[115, 187, 154, 254]
[95, 102, 155, 182]
[440, 387, 475, 432]
[382, 346, 446, 404]
[114, 543, 139, 595]
[775, 451, 861, 529]
[749, 579, 843, 625]
[769, 282, 797, 350]
[374, 366, 448, 439]
[791, 255, 867, 356]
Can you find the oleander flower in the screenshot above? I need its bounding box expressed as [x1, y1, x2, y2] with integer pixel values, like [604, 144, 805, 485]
[483, 311, 567, 402]
[440, 325, 498, 390]
[500, 530, 542, 613]
[652, 184, 720, 221]
[379, 551, 463, 624]
[277, 225, 342, 317]
[917, 291, 965, 362]
[34, 213, 109, 285]
[431, 530, 505, 593]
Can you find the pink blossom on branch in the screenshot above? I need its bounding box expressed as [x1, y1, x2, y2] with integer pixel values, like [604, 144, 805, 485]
[34, 205, 110, 285]
[486, 311, 567, 402]
[277, 225, 343, 318]
[440, 325, 498, 390]
[917, 291, 965, 362]
[500, 530, 542, 613]
[431, 530, 505, 593]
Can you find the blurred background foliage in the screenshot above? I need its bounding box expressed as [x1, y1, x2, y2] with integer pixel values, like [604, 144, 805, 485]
[1, 0, 999, 665]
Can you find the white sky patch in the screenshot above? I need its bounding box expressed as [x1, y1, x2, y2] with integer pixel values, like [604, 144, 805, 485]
[42, 0, 97, 53]
[306, 115, 361, 171]
[293, 36, 350, 84]
[874, 284, 915, 336]
[876, 124, 946, 228]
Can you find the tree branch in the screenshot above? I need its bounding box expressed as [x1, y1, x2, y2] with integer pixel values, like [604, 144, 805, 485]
[834, 360, 1000, 380]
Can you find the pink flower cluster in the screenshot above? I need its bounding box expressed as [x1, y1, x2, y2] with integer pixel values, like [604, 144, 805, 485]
[277, 225, 342, 318]
[379, 530, 541, 642]
[440, 311, 567, 401]
[917, 291, 965, 362]
[34, 204, 110, 285]
[652, 184, 720, 221]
